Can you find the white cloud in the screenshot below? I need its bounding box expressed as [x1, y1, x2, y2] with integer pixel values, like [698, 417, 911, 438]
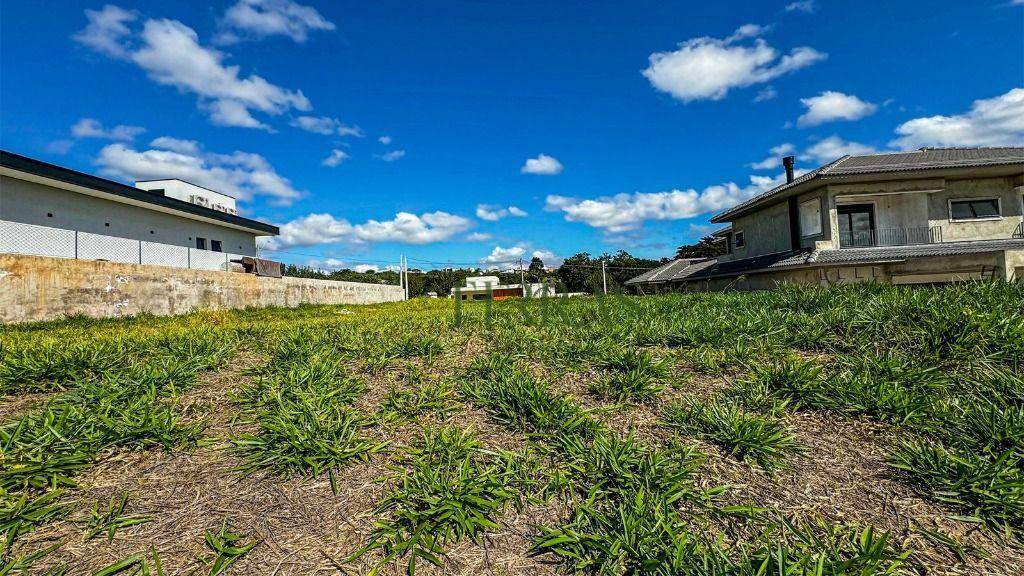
[521, 153, 563, 175]
[480, 245, 526, 265]
[71, 118, 145, 141]
[218, 0, 335, 43]
[47, 140, 75, 155]
[642, 24, 826, 102]
[378, 135, 392, 145]
[545, 172, 792, 233]
[379, 150, 406, 162]
[475, 204, 529, 221]
[149, 136, 200, 154]
[804, 135, 876, 163]
[753, 86, 777, 102]
[266, 211, 473, 249]
[322, 149, 349, 167]
[797, 91, 877, 127]
[72, 4, 136, 59]
[465, 232, 492, 242]
[890, 88, 1024, 149]
[785, 1, 816, 13]
[479, 245, 561, 269]
[75, 12, 311, 130]
[96, 141, 303, 204]
[531, 249, 562, 267]
[290, 115, 363, 136]
[749, 143, 795, 170]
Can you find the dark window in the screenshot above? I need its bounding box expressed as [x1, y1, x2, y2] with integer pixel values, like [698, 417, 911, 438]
[950, 199, 1000, 221]
[211, 240, 223, 252]
[47, 212, 53, 218]
[150, 230, 155, 234]
[105, 222, 110, 227]
[196, 237, 207, 250]
[734, 231, 745, 248]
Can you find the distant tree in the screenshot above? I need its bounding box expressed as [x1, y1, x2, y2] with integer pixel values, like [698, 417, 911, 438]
[527, 257, 545, 283]
[557, 252, 597, 293]
[675, 235, 727, 259]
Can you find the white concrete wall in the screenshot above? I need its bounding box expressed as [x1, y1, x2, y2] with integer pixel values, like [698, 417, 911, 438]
[0, 175, 260, 255]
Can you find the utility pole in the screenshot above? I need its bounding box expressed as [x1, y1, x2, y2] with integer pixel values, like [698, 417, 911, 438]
[518, 258, 526, 297]
[402, 255, 409, 301]
[601, 259, 607, 295]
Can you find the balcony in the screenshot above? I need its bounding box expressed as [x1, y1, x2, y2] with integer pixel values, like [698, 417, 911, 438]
[838, 226, 943, 249]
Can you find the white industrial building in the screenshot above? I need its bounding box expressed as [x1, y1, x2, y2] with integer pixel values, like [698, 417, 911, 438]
[0, 150, 279, 271]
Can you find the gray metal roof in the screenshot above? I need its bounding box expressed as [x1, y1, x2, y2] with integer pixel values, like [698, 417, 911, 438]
[676, 239, 1024, 282]
[712, 147, 1024, 223]
[625, 258, 717, 285]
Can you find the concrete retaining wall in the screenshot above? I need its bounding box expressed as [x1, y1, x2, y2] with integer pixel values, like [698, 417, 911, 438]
[0, 254, 404, 323]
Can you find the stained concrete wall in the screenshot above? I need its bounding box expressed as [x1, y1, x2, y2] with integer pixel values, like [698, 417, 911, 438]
[720, 200, 792, 262]
[0, 254, 405, 323]
[928, 178, 1024, 241]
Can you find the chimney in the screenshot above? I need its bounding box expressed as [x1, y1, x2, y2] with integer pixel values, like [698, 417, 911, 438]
[782, 156, 795, 183]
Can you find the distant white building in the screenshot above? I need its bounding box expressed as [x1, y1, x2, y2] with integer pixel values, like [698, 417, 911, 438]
[452, 275, 559, 300]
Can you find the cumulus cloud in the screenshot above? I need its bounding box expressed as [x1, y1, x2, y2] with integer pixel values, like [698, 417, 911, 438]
[266, 211, 473, 249]
[378, 135, 392, 145]
[475, 204, 528, 221]
[479, 245, 561, 269]
[74, 11, 311, 130]
[749, 143, 795, 170]
[797, 91, 877, 127]
[217, 0, 335, 43]
[96, 141, 303, 204]
[785, 1, 816, 13]
[148, 136, 200, 154]
[290, 115, 363, 136]
[804, 135, 876, 163]
[71, 118, 145, 141]
[642, 24, 826, 102]
[521, 153, 563, 175]
[753, 86, 777, 102]
[322, 149, 349, 167]
[890, 88, 1024, 149]
[72, 4, 136, 59]
[378, 149, 406, 162]
[545, 172, 792, 233]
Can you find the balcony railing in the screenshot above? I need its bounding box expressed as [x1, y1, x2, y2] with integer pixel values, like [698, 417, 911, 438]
[838, 226, 942, 248]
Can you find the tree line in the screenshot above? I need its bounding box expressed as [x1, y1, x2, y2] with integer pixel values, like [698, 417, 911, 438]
[283, 250, 670, 297]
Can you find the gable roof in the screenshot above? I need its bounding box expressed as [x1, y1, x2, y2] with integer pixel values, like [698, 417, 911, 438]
[625, 258, 716, 285]
[711, 147, 1024, 223]
[672, 238, 1024, 282]
[0, 150, 279, 236]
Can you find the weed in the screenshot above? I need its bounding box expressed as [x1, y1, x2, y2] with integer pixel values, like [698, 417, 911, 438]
[663, 398, 801, 471]
[82, 493, 153, 542]
[204, 520, 258, 576]
[350, 426, 517, 574]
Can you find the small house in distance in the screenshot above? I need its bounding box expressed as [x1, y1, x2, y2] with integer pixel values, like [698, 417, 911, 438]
[451, 276, 559, 300]
[628, 147, 1024, 290]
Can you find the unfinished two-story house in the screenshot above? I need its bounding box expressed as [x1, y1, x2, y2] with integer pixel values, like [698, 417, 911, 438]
[627, 147, 1024, 290]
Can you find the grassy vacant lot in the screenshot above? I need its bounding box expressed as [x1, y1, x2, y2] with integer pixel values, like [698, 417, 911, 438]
[2, 282, 1023, 575]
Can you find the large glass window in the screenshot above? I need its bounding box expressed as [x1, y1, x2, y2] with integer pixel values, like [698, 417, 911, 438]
[949, 198, 1000, 221]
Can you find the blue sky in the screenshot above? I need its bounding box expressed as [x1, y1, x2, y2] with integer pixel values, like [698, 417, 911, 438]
[2, 0, 1022, 271]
